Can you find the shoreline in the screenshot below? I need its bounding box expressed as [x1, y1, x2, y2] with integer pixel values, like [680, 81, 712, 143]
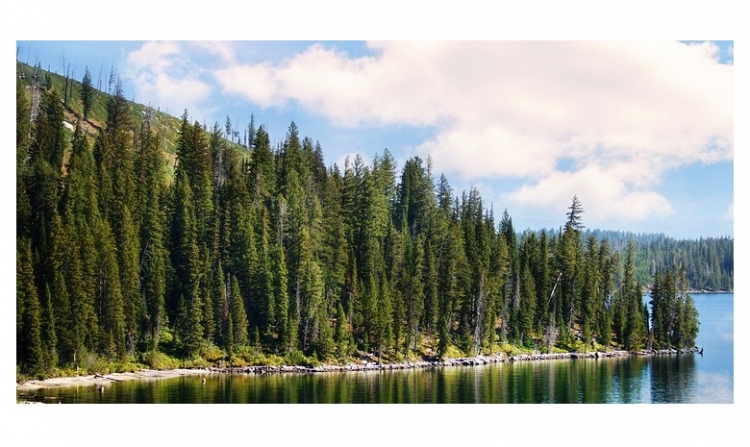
[16, 368, 211, 393]
[685, 290, 732, 294]
[16, 347, 699, 394]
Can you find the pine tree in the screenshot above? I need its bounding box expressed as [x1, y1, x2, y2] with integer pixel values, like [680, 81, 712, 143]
[16, 74, 32, 165]
[385, 222, 405, 353]
[46, 213, 72, 363]
[42, 283, 59, 370]
[677, 294, 700, 349]
[404, 233, 425, 354]
[499, 210, 518, 342]
[580, 235, 601, 347]
[119, 204, 142, 354]
[651, 268, 700, 349]
[199, 246, 216, 344]
[314, 292, 335, 359]
[518, 265, 537, 347]
[620, 240, 646, 350]
[63, 126, 101, 356]
[213, 263, 230, 348]
[272, 239, 291, 352]
[17, 76, 33, 240]
[92, 79, 144, 354]
[374, 275, 394, 360]
[334, 303, 351, 357]
[230, 275, 248, 347]
[18, 239, 43, 376]
[533, 229, 551, 334]
[298, 226, 325, 352]
[559, 196, 584, 334]
[97, 221, 126, 358]
[625, 284, 647, 351]
[26, 88, 65, 295]
[81, 67, 94, 120]
[254, 208, 276, 343]
[247, 113, 256, 149]
[32, 87, 65, 171]
[135, 120, 167, 348]
[567, 195, 585, 232]
[171, 168, 204, 356]
[248, 125, 275, 202]
[319, 164, 348, 343]
[596, 239, 615, 348]
[649, 270, 667, 348]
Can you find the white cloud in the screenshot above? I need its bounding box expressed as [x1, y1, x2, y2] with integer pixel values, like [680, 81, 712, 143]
[189, 41, 236, 64]
[419, 124, 559, 180]
[504, 164, 674, 223]
[209, 41, 733, 224]
[213, 62, 284, 108]
[122, 41, 213, 118]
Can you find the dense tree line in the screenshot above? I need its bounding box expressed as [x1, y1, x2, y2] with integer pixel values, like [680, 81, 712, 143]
[16, 66, 712, 377]
[589, 230, 733, 292]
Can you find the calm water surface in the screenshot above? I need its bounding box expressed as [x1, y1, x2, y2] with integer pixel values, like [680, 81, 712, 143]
[24, 293, 733, 404]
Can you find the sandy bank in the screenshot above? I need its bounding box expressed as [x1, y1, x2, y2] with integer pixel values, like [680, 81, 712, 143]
[16, 368, 214, 393]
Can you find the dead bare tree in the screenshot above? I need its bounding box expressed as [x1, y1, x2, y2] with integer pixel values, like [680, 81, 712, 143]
[544, 272, 563, 353]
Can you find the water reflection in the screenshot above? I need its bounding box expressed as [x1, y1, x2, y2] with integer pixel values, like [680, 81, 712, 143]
[691, 372, 733, 403]
[23, 355, 725, 404]
[649, 354, 697, 403]
[22, 294, 732, 404]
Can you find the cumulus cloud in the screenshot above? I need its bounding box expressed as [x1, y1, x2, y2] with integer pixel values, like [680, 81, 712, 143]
[122, 41, 213, 118]
[504, 164, 674, 223]
[214, 43, 380, 118]
[189, 41, 236, 64]
[208, 41, 733, 224]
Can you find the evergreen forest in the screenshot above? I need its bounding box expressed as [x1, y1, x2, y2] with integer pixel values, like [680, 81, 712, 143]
[16, 61, 730, 379]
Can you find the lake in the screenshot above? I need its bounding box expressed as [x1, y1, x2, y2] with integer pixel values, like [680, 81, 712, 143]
[20, 293, 733, 404]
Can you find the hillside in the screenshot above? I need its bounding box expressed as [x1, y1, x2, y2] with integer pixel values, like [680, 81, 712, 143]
[16, 61, 251, 178]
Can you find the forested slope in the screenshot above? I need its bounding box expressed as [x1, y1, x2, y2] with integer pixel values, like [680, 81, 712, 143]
[16, 61, 726, 377]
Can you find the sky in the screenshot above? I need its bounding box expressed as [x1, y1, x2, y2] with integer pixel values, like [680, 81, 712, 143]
[14, 39, 734, 239]
[5, 1, 747, 439]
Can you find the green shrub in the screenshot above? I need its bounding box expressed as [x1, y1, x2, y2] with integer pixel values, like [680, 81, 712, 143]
[115, 360, 145, 373]
[83, 354, 113, 375]
[229, 355, 248, 368]
[284, 350, 319, 367]
[201, 344, 226, 363]
[482, 344, 503, 356]
[499, 343, 518, 357]
[183, 356, 210, 369]
[145, 351, 181, 370]
[443, 345, 466, 359]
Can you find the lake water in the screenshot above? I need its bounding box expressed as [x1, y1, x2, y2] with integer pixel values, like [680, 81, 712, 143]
[22, 293, 733, 404]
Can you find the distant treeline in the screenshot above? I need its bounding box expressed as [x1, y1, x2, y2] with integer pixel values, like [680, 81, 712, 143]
[16, 61, 719, 377]
[586, 230, 733, 292]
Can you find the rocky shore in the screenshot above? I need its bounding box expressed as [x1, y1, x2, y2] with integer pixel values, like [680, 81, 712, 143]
[16, 347, 700, 394]
[206, 347, 698, 375]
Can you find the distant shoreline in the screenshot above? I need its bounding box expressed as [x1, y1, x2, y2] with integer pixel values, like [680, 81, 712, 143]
[643, 290, 733, 295]
[686, 290, 733, 294]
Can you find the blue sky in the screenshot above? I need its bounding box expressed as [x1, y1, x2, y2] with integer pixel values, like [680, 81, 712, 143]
[15, 39, 734, 239]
